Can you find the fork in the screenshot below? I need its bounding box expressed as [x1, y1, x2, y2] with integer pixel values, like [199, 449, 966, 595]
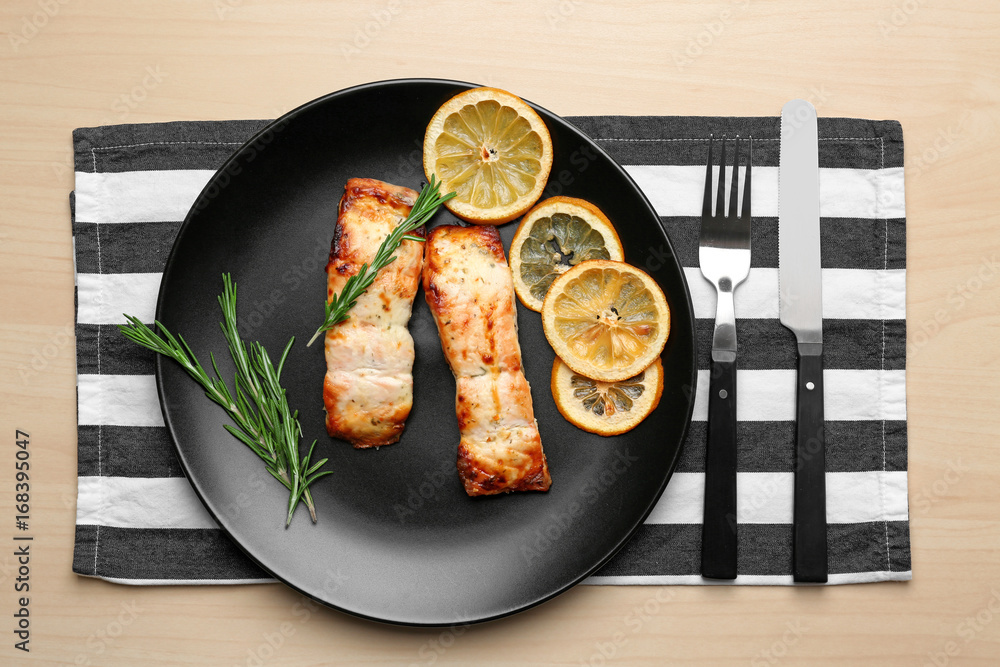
[699, 134, 752, 580]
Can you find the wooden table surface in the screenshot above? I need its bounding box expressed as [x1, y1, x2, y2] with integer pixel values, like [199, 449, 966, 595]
[2, 0, 998, 664]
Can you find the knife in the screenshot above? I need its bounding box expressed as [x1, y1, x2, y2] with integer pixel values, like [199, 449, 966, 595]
[778, 99, 828, 583]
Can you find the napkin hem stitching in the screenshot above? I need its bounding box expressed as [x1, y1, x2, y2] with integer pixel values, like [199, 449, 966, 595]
[594, 137, 883, 143]
[92, 140, 245, 154]
[94, 167, 103, 576]
[879, 135, 892, 574]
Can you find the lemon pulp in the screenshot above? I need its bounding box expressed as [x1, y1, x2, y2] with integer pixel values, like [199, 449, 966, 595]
[434, 100, 544, 209]
[571, 370, 648, 417]
[520, 212, 614, 303]
[551, 267, 661, 375]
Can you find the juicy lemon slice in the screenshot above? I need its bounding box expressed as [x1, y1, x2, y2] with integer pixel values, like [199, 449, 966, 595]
[423, 87, 553, 225]
[510, 197, 625, 312]
[551, 357, 663, 436]
[541, 260, 670, 382]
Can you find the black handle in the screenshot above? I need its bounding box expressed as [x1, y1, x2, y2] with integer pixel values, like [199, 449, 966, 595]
[701, 356, 738, 579]
[793, 348, 828, 583]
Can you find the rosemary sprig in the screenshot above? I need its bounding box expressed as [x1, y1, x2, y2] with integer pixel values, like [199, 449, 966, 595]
[119, 274, 332, 526]
[306, 175, 456, 346]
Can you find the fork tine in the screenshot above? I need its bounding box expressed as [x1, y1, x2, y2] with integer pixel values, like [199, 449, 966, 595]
[703, 134, 715, 219]
[728, 136, 741, 219]
[742, 136, 752, 219]
[715, 136, 726, 217]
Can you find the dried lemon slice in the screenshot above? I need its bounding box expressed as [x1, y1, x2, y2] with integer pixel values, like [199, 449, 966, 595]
[423, 87, 553, 225]
[510, 197, 624, 312]
[541, 260, 670, 382]
[551, 357, 663, 436]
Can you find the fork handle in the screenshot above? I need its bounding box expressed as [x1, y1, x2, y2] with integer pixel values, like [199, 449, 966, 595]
[701, 354, 738, 580]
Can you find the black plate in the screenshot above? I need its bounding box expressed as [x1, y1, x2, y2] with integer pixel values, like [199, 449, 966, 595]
[156, 78, 696, 626]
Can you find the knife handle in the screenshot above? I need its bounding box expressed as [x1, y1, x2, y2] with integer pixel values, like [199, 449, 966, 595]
[701, 355, 738, 579]
[793, 346, 828, 583]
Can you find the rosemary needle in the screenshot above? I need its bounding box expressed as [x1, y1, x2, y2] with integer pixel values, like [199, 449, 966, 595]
[306, 175, 456, 347]
[119, 274, 331, 526]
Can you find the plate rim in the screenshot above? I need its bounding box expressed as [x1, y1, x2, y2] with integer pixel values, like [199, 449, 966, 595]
[154, 77, 698, 626]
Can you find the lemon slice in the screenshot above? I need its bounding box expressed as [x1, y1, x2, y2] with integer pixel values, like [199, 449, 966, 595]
[423, 87, 553, 225]
[551, 357, 663, 436]
[541, 260, 670, 382]
[510, 197, 624, 312]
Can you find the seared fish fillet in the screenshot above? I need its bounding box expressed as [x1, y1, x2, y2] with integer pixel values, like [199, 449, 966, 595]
[423, 225, 551, 495]
[324, 178, 423, 448]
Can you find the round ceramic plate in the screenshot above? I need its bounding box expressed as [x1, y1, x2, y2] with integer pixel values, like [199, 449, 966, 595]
[156, 78, 696, 626]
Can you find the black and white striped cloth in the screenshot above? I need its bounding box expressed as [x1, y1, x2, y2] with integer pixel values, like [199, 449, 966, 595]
[72, 116, 910, 585]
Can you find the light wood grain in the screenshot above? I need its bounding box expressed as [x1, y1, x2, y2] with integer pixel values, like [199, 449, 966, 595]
[2, 0, 999, 664]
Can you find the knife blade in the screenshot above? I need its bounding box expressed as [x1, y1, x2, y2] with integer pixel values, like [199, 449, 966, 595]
[778, 99, 828, 583]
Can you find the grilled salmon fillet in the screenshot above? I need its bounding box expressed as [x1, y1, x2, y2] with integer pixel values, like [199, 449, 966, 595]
[323, 178, 423, 448]
[423, 225, 551, 495]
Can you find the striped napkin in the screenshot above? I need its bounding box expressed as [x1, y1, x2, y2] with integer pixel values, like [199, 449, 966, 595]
[72, 116, 910, 586]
